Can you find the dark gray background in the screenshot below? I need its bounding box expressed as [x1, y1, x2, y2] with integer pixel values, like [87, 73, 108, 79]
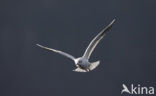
[0, 0, 156, 96]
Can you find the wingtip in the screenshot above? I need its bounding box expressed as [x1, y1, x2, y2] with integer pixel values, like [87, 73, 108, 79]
[36, 44, 43, 48]
[106, 19, 115, 28]
[113, 18, 116, 21]
[36, 44, 40, 47]
[110, 19, 116, 25]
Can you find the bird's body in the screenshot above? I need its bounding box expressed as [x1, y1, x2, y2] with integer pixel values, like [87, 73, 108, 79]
[74, 57, 90, 72]
[37, 19, 115, 72]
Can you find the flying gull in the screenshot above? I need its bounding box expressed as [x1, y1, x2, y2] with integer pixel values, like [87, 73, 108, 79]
[37, 19, 115, 72]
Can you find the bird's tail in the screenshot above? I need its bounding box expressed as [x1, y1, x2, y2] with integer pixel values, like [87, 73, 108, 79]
[73, 68, 87, 72]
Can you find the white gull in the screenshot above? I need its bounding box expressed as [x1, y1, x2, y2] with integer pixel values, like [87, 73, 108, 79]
[37, 19, 115, 72]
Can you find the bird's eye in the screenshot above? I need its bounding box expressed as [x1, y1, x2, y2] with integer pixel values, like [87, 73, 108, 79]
[79, 61, 82, 63]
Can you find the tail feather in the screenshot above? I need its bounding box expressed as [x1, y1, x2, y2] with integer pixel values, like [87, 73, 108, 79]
[73, 68, 87, 72]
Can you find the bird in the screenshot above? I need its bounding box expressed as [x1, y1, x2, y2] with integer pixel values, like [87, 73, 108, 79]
[36, 19, 115, 72]
[121, 84, 131, 94]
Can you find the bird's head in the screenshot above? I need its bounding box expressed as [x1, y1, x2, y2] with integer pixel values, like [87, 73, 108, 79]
[74, 58, 83, 65]
[78, 60, 83, 65]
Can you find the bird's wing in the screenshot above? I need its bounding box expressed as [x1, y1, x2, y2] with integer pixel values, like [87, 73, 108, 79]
[36, 44, 75, 60]
[89, 60, 100, 70]
[82, 19, 115, 59]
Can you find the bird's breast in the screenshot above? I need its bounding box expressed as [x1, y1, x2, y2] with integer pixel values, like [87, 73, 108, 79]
[78, 62, 90, 69]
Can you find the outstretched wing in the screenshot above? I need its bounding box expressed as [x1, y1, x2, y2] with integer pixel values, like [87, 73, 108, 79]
[36, 44, 75, 60]
[82, 19, 115, 59]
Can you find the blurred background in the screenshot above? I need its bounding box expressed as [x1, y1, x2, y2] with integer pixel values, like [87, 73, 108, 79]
[0, 0, 156, 96]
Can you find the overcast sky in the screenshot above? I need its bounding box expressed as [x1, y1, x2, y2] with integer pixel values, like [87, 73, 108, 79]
[0, 0, 156, 96]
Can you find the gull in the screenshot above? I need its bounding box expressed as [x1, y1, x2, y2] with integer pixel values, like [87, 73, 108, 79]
[121, 84, 131, 94]
[36, 19, 115, 72]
